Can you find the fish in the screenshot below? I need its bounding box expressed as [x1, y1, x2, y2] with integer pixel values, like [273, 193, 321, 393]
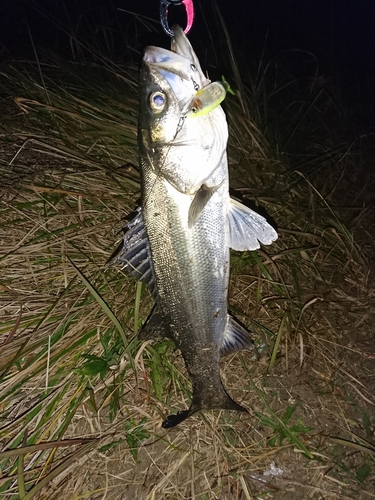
[112, 25, 278, 428]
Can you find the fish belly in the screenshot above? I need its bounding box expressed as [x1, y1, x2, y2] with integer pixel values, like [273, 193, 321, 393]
[141, 164, 229, 378]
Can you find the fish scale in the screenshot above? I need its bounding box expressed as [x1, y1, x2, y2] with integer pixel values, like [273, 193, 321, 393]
[112, 25, 278, 428]
[143, 173, 227, 332]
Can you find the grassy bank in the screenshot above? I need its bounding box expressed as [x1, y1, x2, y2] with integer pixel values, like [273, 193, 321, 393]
[1, 9, 374, 499]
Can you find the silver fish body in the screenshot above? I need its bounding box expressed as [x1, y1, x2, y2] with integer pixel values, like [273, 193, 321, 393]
[113, 26, 278, 427]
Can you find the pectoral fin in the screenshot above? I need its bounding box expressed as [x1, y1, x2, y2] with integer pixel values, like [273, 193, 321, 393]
[188, 183, 220, 228]
[228, 198, 278, 251]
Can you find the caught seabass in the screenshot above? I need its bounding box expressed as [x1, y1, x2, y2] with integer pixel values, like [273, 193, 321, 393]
[113, 25, 277, 428]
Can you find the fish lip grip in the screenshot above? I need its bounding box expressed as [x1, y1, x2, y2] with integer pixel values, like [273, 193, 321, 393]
[160, 0, 195, 36]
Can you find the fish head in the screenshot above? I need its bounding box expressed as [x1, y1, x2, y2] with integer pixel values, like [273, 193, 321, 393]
[139, 25, 228, 193]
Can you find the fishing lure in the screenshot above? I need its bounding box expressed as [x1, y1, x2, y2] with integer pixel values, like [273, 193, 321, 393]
[187, 77, 235, 117]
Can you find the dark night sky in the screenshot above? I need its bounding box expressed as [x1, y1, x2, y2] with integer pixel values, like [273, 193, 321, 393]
[1, 0, 374, 124]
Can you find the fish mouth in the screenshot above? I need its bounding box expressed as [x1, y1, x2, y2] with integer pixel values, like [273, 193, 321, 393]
[143, 25, 191, 73]
[143, 25, 209, 100]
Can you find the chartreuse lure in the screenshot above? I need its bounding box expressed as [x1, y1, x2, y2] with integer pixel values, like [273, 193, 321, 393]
[187, 76, 235, 117]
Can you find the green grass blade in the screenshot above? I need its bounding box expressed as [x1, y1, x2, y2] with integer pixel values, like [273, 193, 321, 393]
[68, 257, 135, 373]
[268, 311, 290, 372]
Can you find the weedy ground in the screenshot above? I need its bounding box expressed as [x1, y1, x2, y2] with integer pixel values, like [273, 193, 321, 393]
[1, 10, 375, 500]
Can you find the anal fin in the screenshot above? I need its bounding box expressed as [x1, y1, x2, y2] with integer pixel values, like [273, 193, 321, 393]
[220, 315, 257, 357]
[109, 207, 157, 299]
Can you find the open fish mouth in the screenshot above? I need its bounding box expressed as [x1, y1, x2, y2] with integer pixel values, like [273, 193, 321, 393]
[143, 25, 210, 104]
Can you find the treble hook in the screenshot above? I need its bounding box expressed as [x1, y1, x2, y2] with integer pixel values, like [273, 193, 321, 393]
[160, 0, 195, 37]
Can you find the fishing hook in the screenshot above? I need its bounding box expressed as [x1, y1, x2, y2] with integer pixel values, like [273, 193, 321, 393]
[160, 0, 195, 37]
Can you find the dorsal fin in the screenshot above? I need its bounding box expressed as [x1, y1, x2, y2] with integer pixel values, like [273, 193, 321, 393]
[109, 208, 157, 298]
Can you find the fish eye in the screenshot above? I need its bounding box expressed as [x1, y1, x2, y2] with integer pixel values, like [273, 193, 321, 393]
[149, 91, 166, 113]
[190, 63, 197, 71]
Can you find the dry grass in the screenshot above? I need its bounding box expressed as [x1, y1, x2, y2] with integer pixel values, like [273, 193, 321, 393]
[1, 19, 375, 500]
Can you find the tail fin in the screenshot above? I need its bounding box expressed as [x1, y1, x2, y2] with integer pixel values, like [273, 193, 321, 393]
[162, 379, 247, 428]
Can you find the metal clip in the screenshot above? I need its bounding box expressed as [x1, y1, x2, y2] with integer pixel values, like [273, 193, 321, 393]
[160, 0, 195, 37]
